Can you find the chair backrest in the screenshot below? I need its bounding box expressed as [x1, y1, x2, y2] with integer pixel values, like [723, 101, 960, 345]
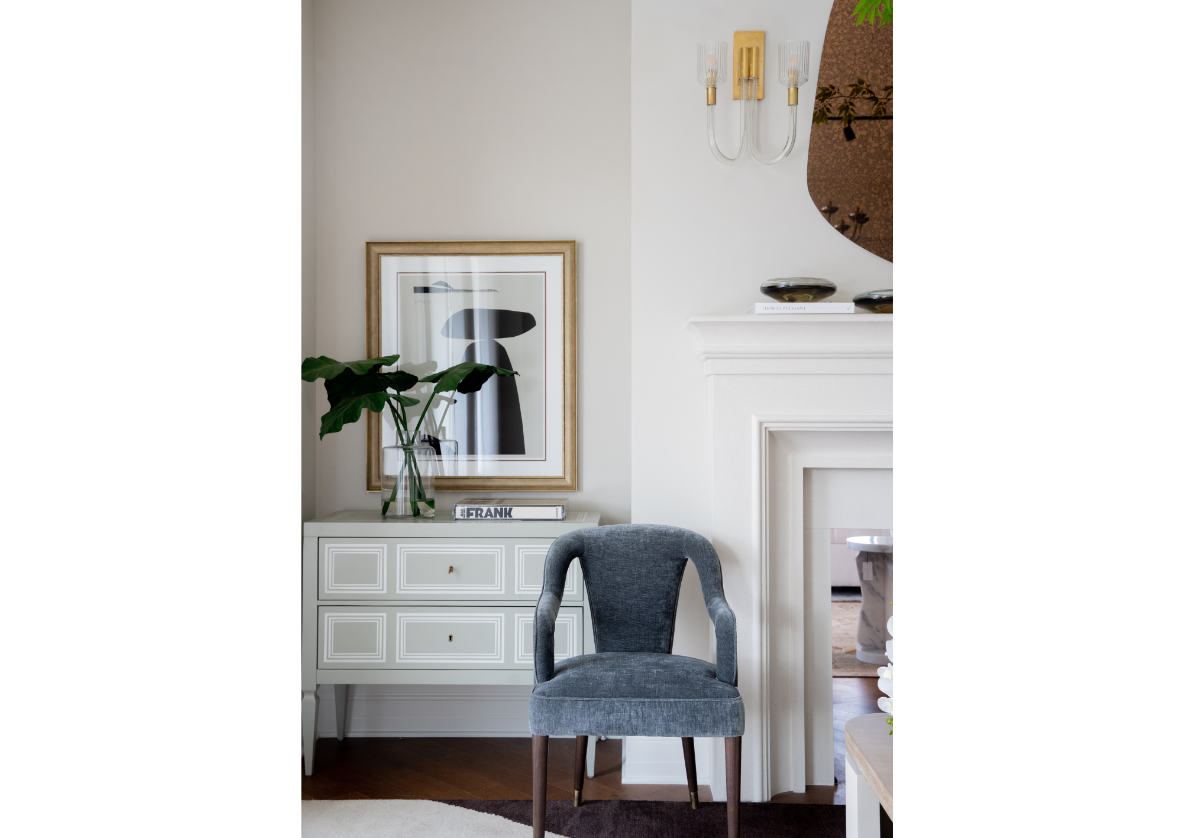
[542, 524, 727, 654]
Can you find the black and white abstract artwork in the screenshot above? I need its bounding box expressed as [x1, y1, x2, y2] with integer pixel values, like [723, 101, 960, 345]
[374, 247, 570, 487]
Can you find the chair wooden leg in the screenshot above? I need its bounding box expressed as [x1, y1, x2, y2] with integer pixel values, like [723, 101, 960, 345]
[681, 737, 699, 809]
[532, 735, 548, 838]
[573, 735, 587, 806]
[725, 737, 741, 838]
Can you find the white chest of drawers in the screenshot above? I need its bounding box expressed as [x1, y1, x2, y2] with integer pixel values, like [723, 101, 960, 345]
[302, 510, 600, 775]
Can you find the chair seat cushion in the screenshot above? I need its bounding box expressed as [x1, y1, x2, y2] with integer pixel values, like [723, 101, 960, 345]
[528, 652, 745, 737]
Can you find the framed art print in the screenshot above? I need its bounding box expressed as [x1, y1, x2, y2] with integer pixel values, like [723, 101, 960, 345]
[365, 240, 576, 491]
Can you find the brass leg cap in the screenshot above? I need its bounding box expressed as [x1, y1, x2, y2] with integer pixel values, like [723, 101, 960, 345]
[689, 791, 699, 810]
[573, 789, 582, 807]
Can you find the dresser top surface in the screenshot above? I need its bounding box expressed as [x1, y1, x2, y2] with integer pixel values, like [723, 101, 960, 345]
[304, 509, 601, 537]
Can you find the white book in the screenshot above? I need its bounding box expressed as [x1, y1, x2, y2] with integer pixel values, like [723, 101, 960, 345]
[752, 301, 856, 314]
[453, 498, 567, 521]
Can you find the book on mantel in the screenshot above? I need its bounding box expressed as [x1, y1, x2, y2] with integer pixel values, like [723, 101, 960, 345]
[453, 498, 568, 521]
[752, 301, 856, 314]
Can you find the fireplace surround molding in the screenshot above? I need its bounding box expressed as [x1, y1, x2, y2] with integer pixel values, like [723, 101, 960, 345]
[689, 314, 892, 802]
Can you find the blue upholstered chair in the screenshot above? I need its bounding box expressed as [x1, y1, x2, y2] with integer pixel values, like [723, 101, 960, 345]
[529, 524, 745, 838]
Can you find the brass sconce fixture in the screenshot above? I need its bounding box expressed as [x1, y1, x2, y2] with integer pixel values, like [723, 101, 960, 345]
[697, 32, 810, 165]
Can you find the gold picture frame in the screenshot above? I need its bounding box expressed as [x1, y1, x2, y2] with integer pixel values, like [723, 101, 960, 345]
[365, 240, 577, 492]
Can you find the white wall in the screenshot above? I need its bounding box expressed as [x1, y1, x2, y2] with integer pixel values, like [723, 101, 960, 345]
[302, 0, 318, 521]
[627, 0, 893, 785]
[304, 0, 893, 788]
[306, 0, 632, 523]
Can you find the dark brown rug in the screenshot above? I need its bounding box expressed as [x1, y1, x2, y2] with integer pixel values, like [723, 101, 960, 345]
[447, 799, 845, 837]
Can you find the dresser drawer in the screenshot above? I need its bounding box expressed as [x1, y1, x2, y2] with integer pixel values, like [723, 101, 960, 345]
[318, 606, 584, 669]
[318, 538, 583, 602]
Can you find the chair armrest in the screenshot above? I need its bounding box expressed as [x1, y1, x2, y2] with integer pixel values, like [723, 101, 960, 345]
[534, 531, 584, 683]
[705, 593, 738, 686]
[534, 591, 562, 684]
[686, 531, 738, 686]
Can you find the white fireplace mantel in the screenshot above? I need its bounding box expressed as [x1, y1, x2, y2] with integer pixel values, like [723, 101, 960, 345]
[690, 313, 892, 368]
[688, 314, 892, 802]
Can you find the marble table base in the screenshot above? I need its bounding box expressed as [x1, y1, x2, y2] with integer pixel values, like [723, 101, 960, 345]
[855, 551, 893, 665]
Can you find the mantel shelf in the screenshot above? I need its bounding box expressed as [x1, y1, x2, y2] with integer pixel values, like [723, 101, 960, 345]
[688, 313, 893, 367]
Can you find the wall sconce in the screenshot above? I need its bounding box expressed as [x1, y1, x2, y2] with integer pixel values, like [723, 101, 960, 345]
[697, 32, 809, 165]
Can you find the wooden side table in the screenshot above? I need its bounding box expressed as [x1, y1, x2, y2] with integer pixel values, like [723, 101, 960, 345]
[302, 509, 601, 775]
[844, 713, 893, 838]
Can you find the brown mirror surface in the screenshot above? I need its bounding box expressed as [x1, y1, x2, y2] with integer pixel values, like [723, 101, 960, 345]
[807, 0, 892, 262]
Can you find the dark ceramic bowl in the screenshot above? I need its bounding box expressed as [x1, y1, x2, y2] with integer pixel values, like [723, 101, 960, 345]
[760, 277, 837, 302]
[853, 289, 893, 313]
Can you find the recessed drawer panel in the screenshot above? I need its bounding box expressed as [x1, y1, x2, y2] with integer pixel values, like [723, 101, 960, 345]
[398, 544, 503, 595]
[398, 612, 505, 664]
[515, 611, 580, 664]
[317, 606, 584, 669]
[514, 545, 583, 602]
[319, 543, 388, 598]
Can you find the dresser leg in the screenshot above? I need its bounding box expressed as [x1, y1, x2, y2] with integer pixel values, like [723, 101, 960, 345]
[334, 684, 348, 741]
[302, 690, 319, 776]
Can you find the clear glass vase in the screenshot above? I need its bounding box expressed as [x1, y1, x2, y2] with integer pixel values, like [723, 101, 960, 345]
[381, 442, 436, 519]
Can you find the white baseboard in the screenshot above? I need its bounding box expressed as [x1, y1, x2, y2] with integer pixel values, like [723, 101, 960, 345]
[315, 687, 707, 788]
[621, 736, 711, 786]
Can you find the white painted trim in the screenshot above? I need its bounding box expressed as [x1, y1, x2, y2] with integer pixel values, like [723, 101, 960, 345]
[752, 417, 892, 793]
[621, 737, 713, 786]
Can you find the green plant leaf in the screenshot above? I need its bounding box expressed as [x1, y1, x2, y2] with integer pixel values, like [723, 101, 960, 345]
[420, 362, 517, 394]
[853, 0, 893, 26]
[318, 390, 390, 437]
[302, 356, 420, 438]
[301, 354, 399, 382]
[376, 370, 420, 394]
[395, 394, 420, 408]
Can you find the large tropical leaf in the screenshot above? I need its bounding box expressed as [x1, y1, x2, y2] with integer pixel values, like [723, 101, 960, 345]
[301, 354, 399, 382]
[420, 362, 517, 395]
[302, 355, 421, 438]
[319, 390, 390, 438]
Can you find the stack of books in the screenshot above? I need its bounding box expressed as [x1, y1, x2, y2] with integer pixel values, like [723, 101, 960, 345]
[453, 498, 567, 521]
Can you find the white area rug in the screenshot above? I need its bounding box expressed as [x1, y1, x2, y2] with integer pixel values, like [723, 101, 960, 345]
[302, 799, 566, 838]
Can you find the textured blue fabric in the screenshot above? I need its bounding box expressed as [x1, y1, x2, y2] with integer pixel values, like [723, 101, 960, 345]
[529, 525, 744, 738]
[529, 652, 744, 737]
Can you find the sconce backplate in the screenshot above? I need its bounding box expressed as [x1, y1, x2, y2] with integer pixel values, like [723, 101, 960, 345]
[732, 30, 765, 100]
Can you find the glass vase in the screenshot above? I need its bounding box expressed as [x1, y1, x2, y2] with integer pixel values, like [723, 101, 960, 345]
[381, 442, 436, 519]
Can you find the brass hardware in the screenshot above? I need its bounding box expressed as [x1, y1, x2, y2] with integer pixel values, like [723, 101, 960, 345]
[689, 791, 699, 810]
[448, 634, 453, 642]
[448, 565, 454, 573]
[788, 86, 798, 106]
[573, 789, 582, 807]
[706, 85, 717, 106]
[732, 31, 765, 100]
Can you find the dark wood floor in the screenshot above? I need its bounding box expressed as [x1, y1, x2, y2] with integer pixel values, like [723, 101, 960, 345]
[302, 677, 883, 805]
